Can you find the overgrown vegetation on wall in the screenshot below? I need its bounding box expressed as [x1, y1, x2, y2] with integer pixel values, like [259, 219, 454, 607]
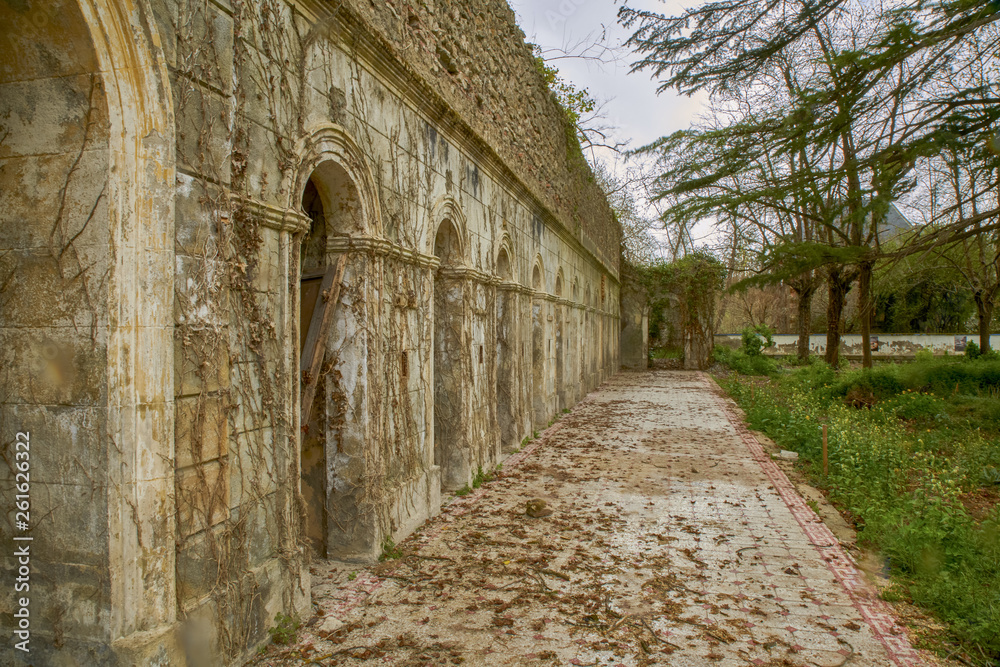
[636, 251, 725, 367]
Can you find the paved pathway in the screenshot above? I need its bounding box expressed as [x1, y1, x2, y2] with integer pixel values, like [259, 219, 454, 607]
[259, 371, 931, 667]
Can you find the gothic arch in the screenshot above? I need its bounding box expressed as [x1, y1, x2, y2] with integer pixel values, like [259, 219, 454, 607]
[494, 233, 515, 281]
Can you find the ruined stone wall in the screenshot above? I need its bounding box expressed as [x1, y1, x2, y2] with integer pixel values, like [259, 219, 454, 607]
[0, 0, 621, 664]
[347, 0, 622, 275]
[0, 3, 116, 661]
[3, 0, 183, 664]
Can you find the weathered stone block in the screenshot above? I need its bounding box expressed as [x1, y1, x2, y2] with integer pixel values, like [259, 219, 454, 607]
[10, 481, 109, 567]
[175, 395, 229, 469]
[0, 151, 110, 251]
[0, 404, 106, 487]
[174, 176, 221, 257]
[0, 559, 109, 642]
[0, 0, 100, 83]
[174, 327, 231, 397]
[174, 254, 229, 327]
[172, 2, 234, 95]
[227, 427, 278, 505]
[175, 524, 225, 606]
[0, 326, 107, 406]
[170, 75, 232, 184]
[176, 460, 230, 538]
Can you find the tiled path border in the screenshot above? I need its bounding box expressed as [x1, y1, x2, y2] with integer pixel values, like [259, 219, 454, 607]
[704, 372, 928, 667]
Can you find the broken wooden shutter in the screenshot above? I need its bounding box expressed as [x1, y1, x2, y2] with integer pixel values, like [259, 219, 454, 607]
[300, 254, 347, 426]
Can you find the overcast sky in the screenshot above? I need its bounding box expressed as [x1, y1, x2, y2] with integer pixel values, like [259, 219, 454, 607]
[508, 0, 712, 253]
[508, 0, 707, 164]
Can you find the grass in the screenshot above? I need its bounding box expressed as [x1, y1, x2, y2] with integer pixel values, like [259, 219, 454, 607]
[456, 464, 503, 497]
[650, 346, 684, 360]
[378, 535, 404, 561]
[713, 353, 1000, 665]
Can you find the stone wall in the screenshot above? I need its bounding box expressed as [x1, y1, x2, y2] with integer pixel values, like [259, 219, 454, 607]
[714, 333, 1000, 358]
[0, 0, 621, 664]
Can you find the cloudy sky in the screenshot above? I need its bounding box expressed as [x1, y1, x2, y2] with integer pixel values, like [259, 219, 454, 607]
[508, 0, 707, 163]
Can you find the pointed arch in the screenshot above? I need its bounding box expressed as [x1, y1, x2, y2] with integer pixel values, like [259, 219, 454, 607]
[494, 232, 515, 281]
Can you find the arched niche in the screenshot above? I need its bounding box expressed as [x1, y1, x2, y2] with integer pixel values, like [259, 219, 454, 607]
[432, 212, 470, 490]
[496, 247, 512, 281]
[531, 257, 545, 291]
[494, 235, 514, 282]
[303, 159, 366, 247]
[0, 0, 180, 660]
[554, 269, 565, 409]
[293, 124, 381, 238]
[433, 217, 464, 267]
[297, 156, 374, 561]
[531, 258, 546, 427]
[494, 244, 517, 452]
[429, 196, 468, 264]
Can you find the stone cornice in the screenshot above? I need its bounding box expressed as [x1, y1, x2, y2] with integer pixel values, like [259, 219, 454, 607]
[326, 236, 440, 270]
[231, 195, 311, 235]
[436, 265, 493, 284]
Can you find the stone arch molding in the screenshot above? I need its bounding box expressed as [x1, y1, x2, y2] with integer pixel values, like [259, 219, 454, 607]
[74, 0, 179, 658]
[532, 255, 546, 292]
[292, 123, 383, 238]
[494, 232, 515, 281]
[429, 195, 469, 265]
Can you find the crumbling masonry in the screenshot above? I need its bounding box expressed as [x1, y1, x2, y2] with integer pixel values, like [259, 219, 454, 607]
[0, 0, 622, 663]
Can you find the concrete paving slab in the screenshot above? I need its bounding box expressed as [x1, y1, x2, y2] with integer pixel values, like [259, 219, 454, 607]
[255, 371, 934, 667]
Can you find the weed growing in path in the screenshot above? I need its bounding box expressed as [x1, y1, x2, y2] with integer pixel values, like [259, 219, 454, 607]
[378, 536, 404, 561]
[267, 612, 300, 645]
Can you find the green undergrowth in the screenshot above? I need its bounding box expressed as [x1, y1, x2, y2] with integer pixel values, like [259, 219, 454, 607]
[714, 355, 1000, 664]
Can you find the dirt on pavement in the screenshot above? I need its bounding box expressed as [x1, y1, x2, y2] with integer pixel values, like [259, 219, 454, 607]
[252, 371, 938, 667]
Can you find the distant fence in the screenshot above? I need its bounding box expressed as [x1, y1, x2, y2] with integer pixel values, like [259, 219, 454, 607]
[714, 333, 1000, 358]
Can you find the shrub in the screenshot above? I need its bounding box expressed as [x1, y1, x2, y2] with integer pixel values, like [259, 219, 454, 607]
[740, 324, 774, 357]
[829, 366, 904, 403]
[965, 340, 980, 359]
[714, 345, 777, 376]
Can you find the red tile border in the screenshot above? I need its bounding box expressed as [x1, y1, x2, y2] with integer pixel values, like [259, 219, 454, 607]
[704, 372, 928, 667]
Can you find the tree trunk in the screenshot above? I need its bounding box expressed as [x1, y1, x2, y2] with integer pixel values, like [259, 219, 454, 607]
[795, 286, 814, 363]
[975, 292, 995, 354]
[826, 268, 847, 367]
[858, 260, 874, 369]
